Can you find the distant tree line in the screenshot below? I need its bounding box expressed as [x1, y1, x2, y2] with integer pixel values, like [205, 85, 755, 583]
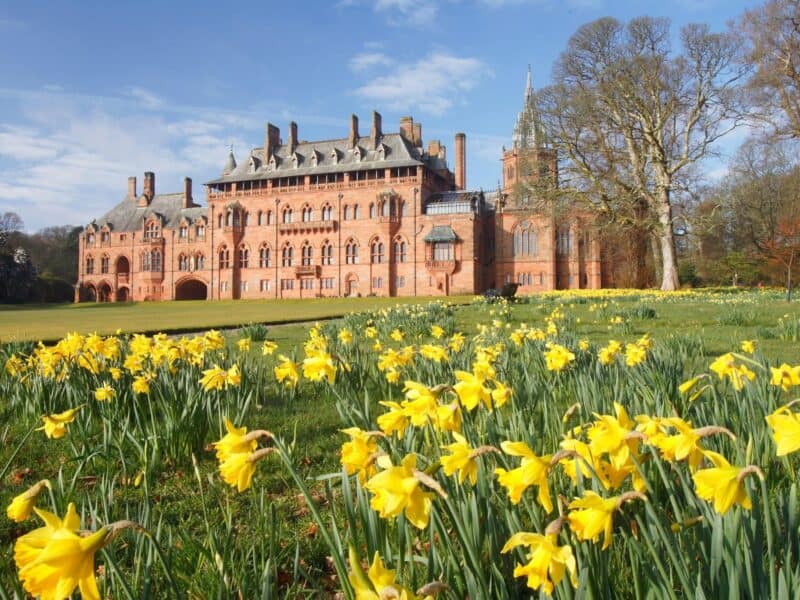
[0, 211, 80, 303]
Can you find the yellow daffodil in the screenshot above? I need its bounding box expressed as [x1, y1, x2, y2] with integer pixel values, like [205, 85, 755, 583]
[491, 380, 512, 408]
[213, 418, 259, 461]
[770, 363, 800, 392]
[365, 454, 434, 529]
[132, 373, 151, 395]
[14, 503, 110, 600]
[765, 404, 800, 456]
[431, 324, 445, 339]
[94, 383, 115, 402]
[341, 427, 380, 482]
[347, 547, 425, 600]
[261, 340, 278, 355]
[274, 355, 299, 387]
[419, 344, 448, 363]
[495, 441, 554, 512]
[219, 452, 257, 492]
[200, 365, 228, 391]
[587, 403, 637, 472]
[567, 491, 644, 550]
[302, 350, 336, 383]
[390, 329, 404, 342]
[578, 340, 590, 351]
[441, 433, 479, 485]
[544, 344, 575, 373]
[598, 340, 622, 366]
[37, 406, 82, 439]
[377, 401, 410, 438]
[225, 364, 241, 387]
[655, 418, 734, 471]
[6, 480, 51, 523]
[237, 337, 251, 353]
[501, 531, 578, 595]
[453, 370, 490, 411]
[365, 326, 378, 339]
[338, 329, 354, 345]
[624, 343, 647, 367]
[692, 451, 761, 515]
[449, 332, 465, 352]
[709, 353, 756, 390]
[740, 340, 756, 354]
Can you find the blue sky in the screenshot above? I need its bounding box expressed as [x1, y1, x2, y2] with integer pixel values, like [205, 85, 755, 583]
[0, 0, 759, 231]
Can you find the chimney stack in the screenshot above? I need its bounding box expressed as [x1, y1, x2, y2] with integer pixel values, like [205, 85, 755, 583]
[288, 121, 298, 154]
[428, 140, 441, 158]
[349, 114, 359, 148]
[455, 133, 466, 190]
[370, 111, 382, 147]
[264, 122, 280, 162]
[399, 116, 414, 143]
[143, 171, 155, 199]
[183, 177, 193, 208]
[412, 122, 422, 148]
[127, 176, 137, 199]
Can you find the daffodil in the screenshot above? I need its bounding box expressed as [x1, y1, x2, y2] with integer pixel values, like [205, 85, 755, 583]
[544, 344, 575, 373]
[274, 355, 299, 387]
[6, 480, 51, 523]
[261, 340, 278, 355]
[365, 454, 434, 529]
[598, 340, 622, 366]
[132, 374, 151, 395]
[495, 441, 554, 512]
[219, 452, 257, 492]
[237, 337, 251, 352]
[431, 324, 445, 339]
[419, 344, 448, 363]
[765, 404, 800, 456]
[692, 451, 761, 515]
[567, 491, 644, 550]
[770, 363, 800, 392]
[213, 418, 259, 461]
[37, 406, 82, 439]
[302, 350, 336, 383]
[709, 353, 756, 390]
[225, 364, 241, 387]
[14, 503, 111, 600]
[376, 401, 410, 438]
[338, 328, 354, 345]
[390, 329, 404, 342]
[655, 418, 734, 471]
[441, 433, 479, 485]
[94, 383, 115, 402]
[740, 340, 756, 354]
[200, 365, 228, 391]
[501, 531, 578, 595]
[624, 343, 647, 367]
[453, 370, 490, 411]
[341, 427, 380, 482]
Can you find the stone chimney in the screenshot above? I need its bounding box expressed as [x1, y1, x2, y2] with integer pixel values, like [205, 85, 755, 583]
[412, 122, 422, 148]
[428, 140, 441, 158]
[183, 177, 193, 208]
[127, 176, 137, 199]
[264, 122, 280, 162]
[143, 171, 155, 199]
[370, 111, 382, 148]
[288, 121, 298, 154]
[399, 116, 414, 143]
[455, 133, 466, 190]
[349, 114, 359, 148]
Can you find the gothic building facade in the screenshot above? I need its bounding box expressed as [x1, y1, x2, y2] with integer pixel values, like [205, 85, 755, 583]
[76, 71, 604, 302]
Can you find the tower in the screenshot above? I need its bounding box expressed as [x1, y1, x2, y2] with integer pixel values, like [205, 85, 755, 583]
[502, 66, 557, 197]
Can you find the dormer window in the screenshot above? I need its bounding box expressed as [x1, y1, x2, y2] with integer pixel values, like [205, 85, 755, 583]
[376, 143, 387, 160]
[248, 156, 259, 173]
[268, 155, 277, 171]
[100, 230, 110, 243]
[329, 148, 339, 164]
[291, 152, 300, 167]
[352, 146, 362, 162]
[179, 225, 188, 239]
[310, 149, 320, 166]
[144, 221, 160, 240]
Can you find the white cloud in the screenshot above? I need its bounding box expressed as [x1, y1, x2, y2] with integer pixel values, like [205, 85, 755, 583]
[126, 86, 164, 110]
[355, 52, 491, 115]
[349, 52, 394, 72]
[340, 0, 439, 28]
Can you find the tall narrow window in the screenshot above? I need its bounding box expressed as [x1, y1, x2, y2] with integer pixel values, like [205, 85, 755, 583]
[321, 241, 333, 265]
[196, 253, 206, 270]
[343, 205, 350, 220]
[238, 246, 249, 268]
[219, 246, 230, 269]
[150, 249, 162, 271]
[371, 240, 384, 264]
[259, 245, 271, 268]
[353, 205, 361, 219]
[432, 242, 453, 261]
[393, 239, 407, 263]
[282, 245, 293, 267]
[301, 242, 313, 266]
[345, 240, 358, 265]
[86, 256, 95, 274]
[513, 222, 538, 257]
[101, 256, 109, 274]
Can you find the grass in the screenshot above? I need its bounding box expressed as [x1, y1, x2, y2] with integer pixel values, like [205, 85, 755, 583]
[1, 289, 798, 596]
[0, 295, 473, 343]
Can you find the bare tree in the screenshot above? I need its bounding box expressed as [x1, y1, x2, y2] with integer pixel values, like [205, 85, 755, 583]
[539, 17, 748, 290]
[740, 0, 800, 138]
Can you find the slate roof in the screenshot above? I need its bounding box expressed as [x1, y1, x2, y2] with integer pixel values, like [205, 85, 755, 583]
[424, 190, 495, 215]
[91, 194, 206, 232]
[207, 133, 448, 185]
[424, 225, 460, 243]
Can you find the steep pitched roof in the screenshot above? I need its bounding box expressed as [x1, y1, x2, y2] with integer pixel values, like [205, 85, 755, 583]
[92, 194, 206, 232]
[424, 225, 460, 243]
[206, 133, 443, 185]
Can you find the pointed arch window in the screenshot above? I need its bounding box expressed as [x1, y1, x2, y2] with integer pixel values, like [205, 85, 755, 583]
[301, 241, 314, 266]
[144, 222, 159, 240]
[86, 256, 95, 274]
[556, 226, 572, 256]
[353, 205, 361, 220]
[178, 253, 189, 271]
[321, 204, 333, 221]
[101, 255, 109, 274]
[302, 205, 313, 222]
[393, 238, 407, 263]
[321, 241, 334, 265]
[371, 240, 384, 264]
[369, 203, 376, 219]
[513, 221, 538, 257]
[282, 207, 293, 224]
[150, 249, 162, 271]
[259, 245, 271, 268]
[238, 245, 249, 268]
[195, 253, 206, 270]
[345, 240, 358, 265]
[282, 244, 294, 267]
[219, 245, 230, 269]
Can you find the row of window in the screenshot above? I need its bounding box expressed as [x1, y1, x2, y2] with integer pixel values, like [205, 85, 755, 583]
[219, 276, 405, 294]
[217, 240, 408, 268]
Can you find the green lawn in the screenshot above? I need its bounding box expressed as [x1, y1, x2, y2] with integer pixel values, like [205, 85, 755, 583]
[0, 295, 473, 343]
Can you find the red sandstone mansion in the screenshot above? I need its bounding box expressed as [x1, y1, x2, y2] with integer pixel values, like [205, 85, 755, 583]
[76, 72, 604, 302]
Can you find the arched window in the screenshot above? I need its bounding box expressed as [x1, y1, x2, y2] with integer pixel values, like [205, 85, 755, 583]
[100, 230, 110, 243]
[369, 203, 376, 219]
[86, 231, 95, 245]
[267, 210, 274, 225]
[238, 245, 249, 268]
[139, 252, 150, 271]
[401, 201, 408, 216]
[101, 255, 109, 274]
[178, 254, 189, 271]
[218, 214, 224, 228]
[371, 240, 384, 264]
[556, 226, 572, 256]
[258, 211, 265, 226]
[196, 224, 205, 239]
[343, 205, 350, 220]
[219, 245, 230, 269]
[282, 207, 293, 224]
[244, 212, 251, 227]
[226, 211, 233, 227]
[259, 245, 271, 268]
[195, 253, 205, 270]
[85, 256, 95, 274]
[151, 249, 162, 271]
[302, 205, 313, 222]
[353, 205, 361, 219]
[381, 200, 390, 217]
[144, 222, 159, 239]
[301, 242, 313, 266]
[321, 241, 333, 265]
[282, 244, 293, 267]
[393, 238, 407, 263]
[321, 205, 333, 221]
[513, 222, 538, 257]
[345, 240, 358, 265]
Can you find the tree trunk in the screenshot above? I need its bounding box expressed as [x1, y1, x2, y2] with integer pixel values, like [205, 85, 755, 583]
[656, 191, 680, 291]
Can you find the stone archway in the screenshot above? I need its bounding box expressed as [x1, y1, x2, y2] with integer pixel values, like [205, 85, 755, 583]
[175, 278, 208, 301]
[98, 282, 112, 302]
[344, 273, 359, 297]
[83, 284, 97, 302]
[115, 287, 129, 302]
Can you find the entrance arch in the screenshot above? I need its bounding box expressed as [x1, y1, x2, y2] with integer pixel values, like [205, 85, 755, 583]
[98, 282, 112, 302]
[344, 273, 359, 297]
[115, 287, 129, 302]
[83, 284, 97, 302]
[175, 278, 208, 300]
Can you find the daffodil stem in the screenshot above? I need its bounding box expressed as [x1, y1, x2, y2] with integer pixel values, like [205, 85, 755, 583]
[0, 425, 35, 482]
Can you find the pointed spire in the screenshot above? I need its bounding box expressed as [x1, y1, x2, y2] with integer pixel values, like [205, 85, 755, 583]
[223, 147, 237, 175]
[512, 65, 545, 150]
[525, 64, 533, 98]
